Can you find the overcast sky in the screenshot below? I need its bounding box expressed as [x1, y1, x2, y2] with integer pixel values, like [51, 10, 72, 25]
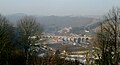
[0, 0, 120, 16]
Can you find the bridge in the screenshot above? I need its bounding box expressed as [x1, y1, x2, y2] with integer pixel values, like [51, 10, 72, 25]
[42, 35, 91, 44]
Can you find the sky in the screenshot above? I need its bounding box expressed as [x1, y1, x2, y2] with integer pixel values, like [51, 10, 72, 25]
[0, 0, 120, 16]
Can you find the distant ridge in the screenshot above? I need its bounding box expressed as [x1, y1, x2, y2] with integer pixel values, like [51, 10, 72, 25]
[6, 13, 100, 32]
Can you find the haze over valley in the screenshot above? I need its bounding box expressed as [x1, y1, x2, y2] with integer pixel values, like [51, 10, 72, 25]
[6, 13, 100, 33]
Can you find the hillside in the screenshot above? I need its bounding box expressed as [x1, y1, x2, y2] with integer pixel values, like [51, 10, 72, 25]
[6, 13, 100, 33]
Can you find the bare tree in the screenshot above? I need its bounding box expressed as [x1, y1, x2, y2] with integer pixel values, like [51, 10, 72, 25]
[93, 7, 120, 65]
[17, 16, 43, 65]
[0, 14, 14, 65]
